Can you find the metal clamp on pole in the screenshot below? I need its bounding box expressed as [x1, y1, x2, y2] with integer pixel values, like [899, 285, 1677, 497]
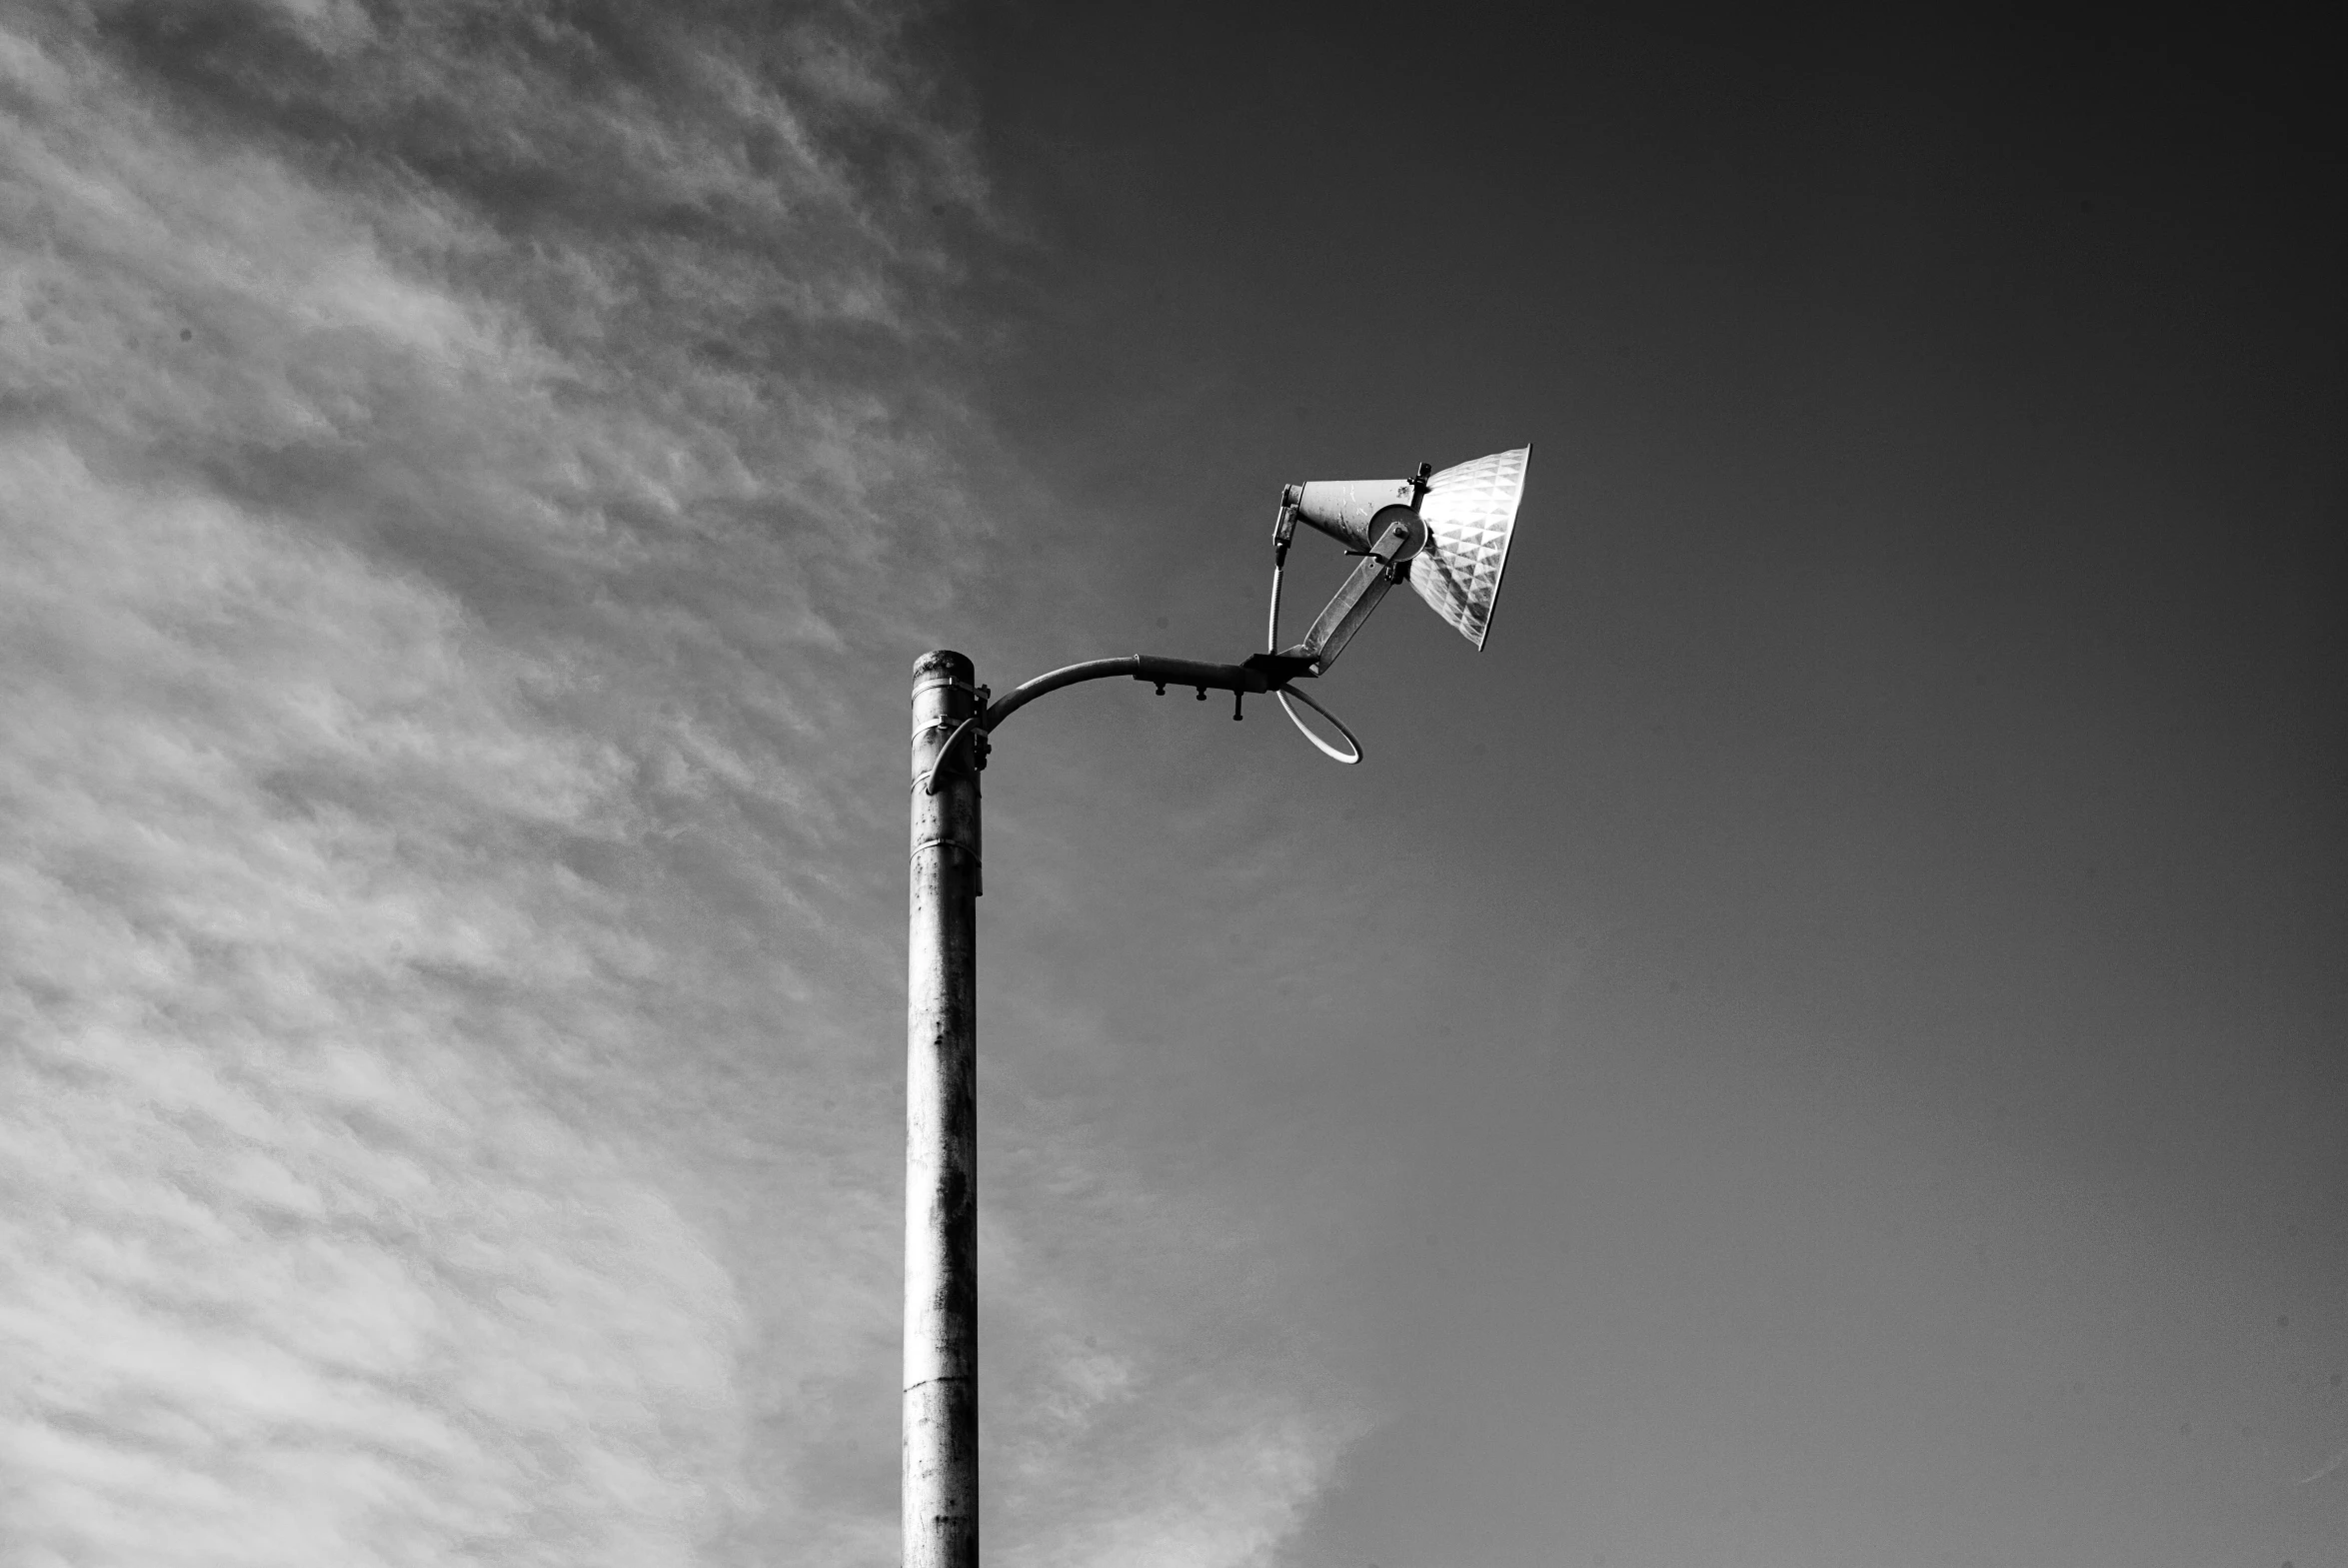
[923, 715, 989, 796]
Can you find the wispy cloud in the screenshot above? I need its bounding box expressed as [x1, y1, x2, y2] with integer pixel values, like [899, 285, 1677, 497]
[2301, 1445, 2348, 1486]
[1, 4, 1359, 1562]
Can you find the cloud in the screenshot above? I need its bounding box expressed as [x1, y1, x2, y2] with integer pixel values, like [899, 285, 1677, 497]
[0, 429, 754, 1564]
[980, 1237, 1369, 1568]
[0, 4, 1362, 1562]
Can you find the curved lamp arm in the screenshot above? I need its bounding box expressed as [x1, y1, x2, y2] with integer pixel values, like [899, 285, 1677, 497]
[924, 653, 1338, 794]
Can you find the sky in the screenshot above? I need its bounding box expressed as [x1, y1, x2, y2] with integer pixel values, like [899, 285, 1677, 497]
[1, 3, 2342, 1567]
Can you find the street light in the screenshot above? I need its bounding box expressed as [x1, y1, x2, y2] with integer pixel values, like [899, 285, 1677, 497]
[902, 447, 1531, 1568]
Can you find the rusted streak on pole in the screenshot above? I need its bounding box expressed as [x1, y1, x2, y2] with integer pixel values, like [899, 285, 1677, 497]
[906, 650, 979, 1568]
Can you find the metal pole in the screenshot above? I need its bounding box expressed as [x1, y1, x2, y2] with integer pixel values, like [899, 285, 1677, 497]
[906, 650, 980, 1568]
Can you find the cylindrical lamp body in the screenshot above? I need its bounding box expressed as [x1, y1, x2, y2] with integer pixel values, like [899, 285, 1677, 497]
[905, 650, 980, 1568]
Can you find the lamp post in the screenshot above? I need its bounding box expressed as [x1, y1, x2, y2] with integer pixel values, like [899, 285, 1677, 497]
[901, 449, 1530, 1568]
[904, 649, 982, 1568]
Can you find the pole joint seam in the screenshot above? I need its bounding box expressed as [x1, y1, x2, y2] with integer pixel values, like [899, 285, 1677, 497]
[910, 836, 980, 866]
[902, 1375, 975, 1394]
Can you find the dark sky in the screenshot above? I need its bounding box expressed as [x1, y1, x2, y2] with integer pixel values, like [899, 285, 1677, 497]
[4, 2, 2340, 1565]
[924, 6, 2348, 1566]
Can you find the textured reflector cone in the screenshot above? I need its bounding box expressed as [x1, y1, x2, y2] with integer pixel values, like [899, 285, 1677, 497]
[1409, 447, 1529, 649]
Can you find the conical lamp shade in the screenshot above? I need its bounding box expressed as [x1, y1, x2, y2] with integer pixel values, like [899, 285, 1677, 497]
[1292, 477, 1412, 550]
[1408, 446, 1529, 649]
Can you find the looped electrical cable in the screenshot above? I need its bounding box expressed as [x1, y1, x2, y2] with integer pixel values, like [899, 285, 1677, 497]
[1274, 684, 1361, 765]
[1263, 546, 1362, 764]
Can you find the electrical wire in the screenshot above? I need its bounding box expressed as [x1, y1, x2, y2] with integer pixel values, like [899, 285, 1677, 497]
[1274, 685, 1361, 765]
[1264, 546, 1362, 765]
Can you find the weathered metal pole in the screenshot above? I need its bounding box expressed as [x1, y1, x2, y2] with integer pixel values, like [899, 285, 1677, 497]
[906, 650, 980, 1568]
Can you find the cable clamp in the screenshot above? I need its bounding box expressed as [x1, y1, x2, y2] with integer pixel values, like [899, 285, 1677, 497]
[921, 715, 989, 795]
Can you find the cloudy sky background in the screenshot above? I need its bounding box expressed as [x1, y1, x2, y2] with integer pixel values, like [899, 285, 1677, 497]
[3, 4, 2343, 1566]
